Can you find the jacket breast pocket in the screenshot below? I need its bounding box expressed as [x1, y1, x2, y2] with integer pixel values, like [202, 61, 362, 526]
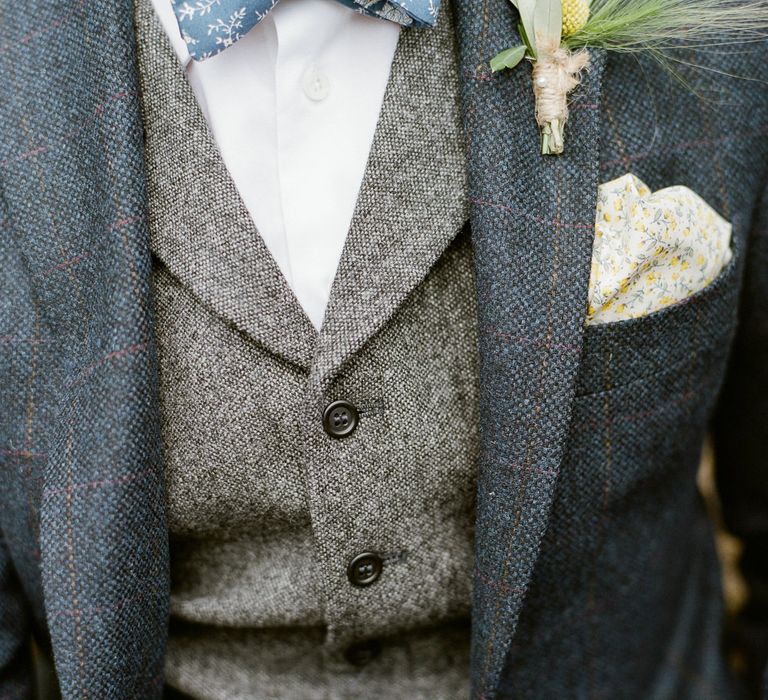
[563, 224, 741, 521]
[575, 230, 741, 400]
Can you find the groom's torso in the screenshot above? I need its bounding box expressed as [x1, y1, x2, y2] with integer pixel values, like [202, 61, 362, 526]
[2, 0, 768, 699]
[135, 0, 479, 696]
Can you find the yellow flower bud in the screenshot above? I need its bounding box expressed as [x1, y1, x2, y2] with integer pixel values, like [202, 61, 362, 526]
[562, 0, 590, 38]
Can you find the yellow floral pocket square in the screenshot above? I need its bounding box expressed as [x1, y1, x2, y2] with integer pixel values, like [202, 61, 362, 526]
[586, 173, 733, 325]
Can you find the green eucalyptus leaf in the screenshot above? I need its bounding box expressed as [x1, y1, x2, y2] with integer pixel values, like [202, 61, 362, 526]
[489, 44, 528, 73]
[533, 0, 562, 53]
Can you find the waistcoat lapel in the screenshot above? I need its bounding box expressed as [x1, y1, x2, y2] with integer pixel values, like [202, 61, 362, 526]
[0, 1, 168, 697]
[453, 2, 607, 697]
[313, 1, 469, 388]
[134, 0, 316, 371]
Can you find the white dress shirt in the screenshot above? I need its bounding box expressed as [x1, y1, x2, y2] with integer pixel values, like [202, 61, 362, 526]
[150, 0, 401, 330]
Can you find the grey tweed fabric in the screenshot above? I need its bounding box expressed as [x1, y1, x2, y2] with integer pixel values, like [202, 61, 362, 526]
[135, 0, 477, 696]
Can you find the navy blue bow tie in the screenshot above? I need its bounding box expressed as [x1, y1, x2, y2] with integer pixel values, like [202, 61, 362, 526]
[171, 0, 441, 60]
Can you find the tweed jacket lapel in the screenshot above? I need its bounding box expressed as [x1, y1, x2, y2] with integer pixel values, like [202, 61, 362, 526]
[313, 1, 468, 388]
[453, 2, 607, 698]
[134, 0, 316, 371]
[0, 0, 169, 697]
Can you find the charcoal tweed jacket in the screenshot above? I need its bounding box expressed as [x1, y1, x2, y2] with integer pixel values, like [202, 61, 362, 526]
[1, 1, 768, 699]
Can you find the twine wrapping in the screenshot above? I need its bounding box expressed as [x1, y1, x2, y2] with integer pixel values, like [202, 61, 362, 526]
[532, 44, 590, 154]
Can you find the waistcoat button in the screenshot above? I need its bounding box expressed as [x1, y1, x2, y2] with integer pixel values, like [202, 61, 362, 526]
[347, 552, 382, 587]
[344, 639, 382, 667]
[322, 400, 359, 438]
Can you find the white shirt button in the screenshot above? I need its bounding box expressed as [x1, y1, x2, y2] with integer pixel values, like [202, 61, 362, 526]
[302, 65, 331, 102]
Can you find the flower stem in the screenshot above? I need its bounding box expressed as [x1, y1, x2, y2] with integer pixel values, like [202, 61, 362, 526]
[541, 118, 565, 155]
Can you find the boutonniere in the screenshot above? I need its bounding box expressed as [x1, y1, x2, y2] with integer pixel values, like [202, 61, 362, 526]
[491, 0, 768, 155]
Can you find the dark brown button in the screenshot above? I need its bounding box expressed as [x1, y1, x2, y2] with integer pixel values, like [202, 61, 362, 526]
[347, 552, 382, 587]
[322, 400, 359, 438]
[344, 639, 382, 667]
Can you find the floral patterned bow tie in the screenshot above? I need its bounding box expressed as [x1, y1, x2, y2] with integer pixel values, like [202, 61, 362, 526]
[172, 0, 440, 60]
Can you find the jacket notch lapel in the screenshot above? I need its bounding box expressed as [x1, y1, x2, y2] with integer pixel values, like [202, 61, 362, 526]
[1, 1, 169, 696]
[454, 2, 607, 697]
